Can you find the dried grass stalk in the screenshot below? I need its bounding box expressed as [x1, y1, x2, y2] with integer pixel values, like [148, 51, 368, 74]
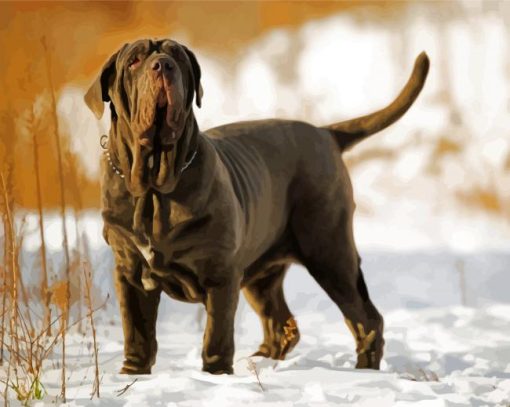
[41, 35, 71, 403]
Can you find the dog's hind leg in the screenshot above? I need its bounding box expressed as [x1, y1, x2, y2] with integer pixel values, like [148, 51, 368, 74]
[308, 259, 384, 369]
[292, 201, 384, 369]
[243, 264, 300, 360]
[304, 254, 384, 369]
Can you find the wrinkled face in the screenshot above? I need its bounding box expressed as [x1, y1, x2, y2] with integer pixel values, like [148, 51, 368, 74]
[85, 39, 202, 196]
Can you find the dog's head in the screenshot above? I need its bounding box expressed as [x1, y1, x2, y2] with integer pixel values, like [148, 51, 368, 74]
[85, 39, 203, 196]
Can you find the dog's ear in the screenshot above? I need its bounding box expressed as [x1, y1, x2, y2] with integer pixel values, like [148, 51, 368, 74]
[181, 45, 203, 108]
[84, 51, 119, 119]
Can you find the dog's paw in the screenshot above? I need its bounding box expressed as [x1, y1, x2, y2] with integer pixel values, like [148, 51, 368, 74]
[202, 364, 234, 375]
[355, 351, 381, 370]
[120, 362, 152, 375]
[251, 349, 270, 358]
[119, 366, 151, 375]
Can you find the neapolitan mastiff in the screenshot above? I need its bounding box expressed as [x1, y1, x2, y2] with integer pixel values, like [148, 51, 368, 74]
[85, 39, 429, 375]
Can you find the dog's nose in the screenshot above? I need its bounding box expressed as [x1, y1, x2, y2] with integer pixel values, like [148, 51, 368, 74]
[151, 57, 172, 74]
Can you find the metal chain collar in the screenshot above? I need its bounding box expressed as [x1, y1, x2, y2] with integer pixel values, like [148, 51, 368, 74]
[100, 134, 197, 179]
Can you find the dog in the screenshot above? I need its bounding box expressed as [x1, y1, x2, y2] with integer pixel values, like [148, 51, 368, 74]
[84, 38, 429, 375]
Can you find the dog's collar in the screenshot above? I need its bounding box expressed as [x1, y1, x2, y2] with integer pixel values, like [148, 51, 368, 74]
[101, 135, 125, 179]
[180, 149, 197, 173]
[100, 134, 198, 179]
[105, 150, 125, 178]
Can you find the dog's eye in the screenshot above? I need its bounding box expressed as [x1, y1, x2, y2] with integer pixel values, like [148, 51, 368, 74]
[128, 57, 141, 70]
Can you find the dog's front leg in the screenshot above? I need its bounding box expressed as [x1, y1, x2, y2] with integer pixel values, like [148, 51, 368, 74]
[114, 262, 161, 375]
[201, 273, 240, 375]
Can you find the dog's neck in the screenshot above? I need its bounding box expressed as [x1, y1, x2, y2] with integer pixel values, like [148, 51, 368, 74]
[107, 110, 200, 191]
[127, 111, 200, 242]
[175, 113, 199, 178]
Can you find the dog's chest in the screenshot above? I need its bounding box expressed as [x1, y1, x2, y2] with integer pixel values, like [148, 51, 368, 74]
[168, 200, 194, 226]
[131, 191, 193, 238]
[129, 198, 204, 300]
[131, 199, 192, 262]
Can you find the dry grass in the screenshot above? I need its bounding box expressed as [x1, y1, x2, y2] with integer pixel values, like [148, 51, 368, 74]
[344, 146, 397, 169]
[456, 259, 467, 307]
[0, 37, 107, 406]
[116, 378, 138, 397]
[433, 136, 462, 158]
[427, 135, 463, 175]
[399, 367, 440, 382]
[41, 35, 72, 402]
[0, 172, 49, 405]
[82, 239, 101, 400]
[247, 358, 265, 392]
[457, 186, 502, 214]
[0, 202, 107, 405]
[27, 103, 52, 337]
[238, 357, 265, 392]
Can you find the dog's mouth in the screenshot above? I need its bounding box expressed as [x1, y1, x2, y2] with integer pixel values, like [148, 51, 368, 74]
[128, 79, 188, 195]
[129, 98, 180, 193]
[151, 104, 170, 146]
[139, 90, 178, 150]
[151, 96, 180, 182]
[147, 106, 176, 183]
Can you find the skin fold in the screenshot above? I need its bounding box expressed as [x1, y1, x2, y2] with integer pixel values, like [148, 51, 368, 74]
[85, 39, 429, 375]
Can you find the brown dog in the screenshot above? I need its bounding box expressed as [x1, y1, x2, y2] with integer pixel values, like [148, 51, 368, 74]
[84, 39, 429, 375]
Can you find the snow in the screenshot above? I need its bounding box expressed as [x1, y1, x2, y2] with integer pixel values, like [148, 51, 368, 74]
[12, 224, 510, 405]
[5, 1, 510, 405]
[4, 205, 507, 405]
[8, 227, 510, 407]
[25, 293, 510, 406]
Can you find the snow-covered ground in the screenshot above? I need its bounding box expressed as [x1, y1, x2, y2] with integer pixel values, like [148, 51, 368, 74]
[30, 304, 510, 407]
[5, 1, 510, 405]
[8, 207, 510, 407]
[26, 258, 510, 407]
[10, 212, 509, 406]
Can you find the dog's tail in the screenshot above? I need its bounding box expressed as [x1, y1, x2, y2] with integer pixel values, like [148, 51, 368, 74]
[323, 52, 430, 152]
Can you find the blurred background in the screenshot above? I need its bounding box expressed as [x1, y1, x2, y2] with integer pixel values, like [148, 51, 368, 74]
[2, 0, 510, 245]
[1, 1, 509, 404]
[1, 0, 509, 312]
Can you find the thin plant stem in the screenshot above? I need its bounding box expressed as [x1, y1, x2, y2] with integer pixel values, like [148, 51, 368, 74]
[29, 105, 51, 335]
[41, 35, 70, 403]
[1, 172, 17, 405]
[0, 219, 8, 366]
[83, 254, 100, 399]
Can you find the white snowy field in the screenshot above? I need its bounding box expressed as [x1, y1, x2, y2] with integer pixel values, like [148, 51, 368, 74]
[27, 303, 510, 407]
[22, 259, 510, 407]
[5, 0, 510, 404]
[6, 211, 509, 406]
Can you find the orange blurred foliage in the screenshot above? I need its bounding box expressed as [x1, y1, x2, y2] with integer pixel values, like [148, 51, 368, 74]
[0, 1, 402, 209]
